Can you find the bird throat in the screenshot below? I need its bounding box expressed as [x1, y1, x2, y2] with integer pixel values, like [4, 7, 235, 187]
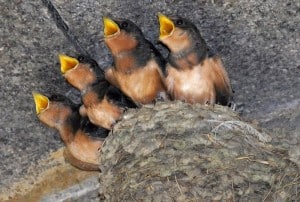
[168, 46, 207, 70]
[58, 124, 76, 144]
[111, 39, 154, 74]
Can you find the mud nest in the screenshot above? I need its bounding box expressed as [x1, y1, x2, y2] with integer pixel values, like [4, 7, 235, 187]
[99, 101, 299, 201]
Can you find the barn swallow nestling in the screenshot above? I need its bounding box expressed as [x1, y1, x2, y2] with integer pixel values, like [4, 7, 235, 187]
[33, 92, 108, 171]
[158, 14, 233, 106]
[103, 17, 168, 105]
[59, 54, 136, 130]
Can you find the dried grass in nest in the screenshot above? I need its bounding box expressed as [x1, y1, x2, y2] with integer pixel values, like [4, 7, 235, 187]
[99, 101, 300, 201]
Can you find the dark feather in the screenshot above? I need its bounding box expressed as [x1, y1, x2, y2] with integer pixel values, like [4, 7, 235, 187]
[106, 85, 137, 108]
[80, 117, 109, 139]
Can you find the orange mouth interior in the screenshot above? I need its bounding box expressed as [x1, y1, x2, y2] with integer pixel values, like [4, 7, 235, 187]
[103, 17, 120, 37]
[158, 13, 175, 38]
[33, 92, 49, 114]
[59, 54, 79, 74]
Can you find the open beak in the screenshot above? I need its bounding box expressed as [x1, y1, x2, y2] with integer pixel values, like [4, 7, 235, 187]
[33, 92, 49, 114]
[103, 17, 120, 37]
[158, 13, 175, 39]
[59, 54, 79, 74]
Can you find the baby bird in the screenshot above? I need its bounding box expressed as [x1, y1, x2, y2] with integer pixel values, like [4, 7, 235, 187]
[33, 92, 108, 171]
[103, 17, 168, 105]
[60, 54, 136, 130]
[158, 14, 233, 105]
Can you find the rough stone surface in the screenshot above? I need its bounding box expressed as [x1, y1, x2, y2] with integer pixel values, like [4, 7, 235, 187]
[41, 177, 100, 202]
[0, 0, 299, 200]
[0, 0, 75, 197]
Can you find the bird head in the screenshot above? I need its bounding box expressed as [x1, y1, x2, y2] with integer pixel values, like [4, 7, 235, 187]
[103, 17, 145, 54]
[33, 92, 79, 133]
[59, 54, 97, 91]
[158, 13, 203, 54]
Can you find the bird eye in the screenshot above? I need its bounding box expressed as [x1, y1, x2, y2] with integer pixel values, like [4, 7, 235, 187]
[78, 56, 84, 62]
[50, 94, 65, 102]
[51, 95, 58, 99]
[176, 19, 183, 25]
[121, 22, 128, 28]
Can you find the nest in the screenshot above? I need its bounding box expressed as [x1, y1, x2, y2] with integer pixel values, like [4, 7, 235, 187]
[99, 101, 299, 201]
